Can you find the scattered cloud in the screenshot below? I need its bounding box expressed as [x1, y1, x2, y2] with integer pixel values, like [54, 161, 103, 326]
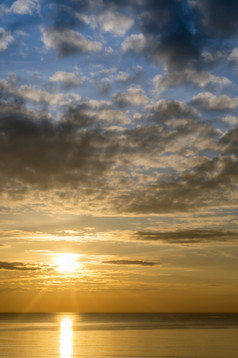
[153, 70, 231, 94]
[96, 10, 134, 36]
[221, 115, 238, 126]
[117, 72, 131, 82]
[41, 28, 102, 56]
[0, 28, 14, 52]
[122, 33, 147, 53]
[113, 86, 149, 106]
[191, 92, 238, 110]
[18, 85, 81, 105]
[49, 71, 83, 89]
[10, 0, 39, 15]
[228, 48, 238, 64]
[150, 99, 200, 121]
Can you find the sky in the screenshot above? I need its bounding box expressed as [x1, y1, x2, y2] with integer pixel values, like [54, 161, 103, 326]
[0, 0, 238, 312]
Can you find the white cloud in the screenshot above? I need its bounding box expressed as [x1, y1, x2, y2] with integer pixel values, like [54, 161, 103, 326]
[221, 115, 238, 126]
[0, 28, 14, 52]
[117, 72, 131, 82]
[122, 33, 147, 52]
[97, 109, 131, 125]
[10, 0, 39, 15]
[191, 92, 238, 110]
[153, 69, 231, 94]
[113, 86, 149, 106]
[50, 71, 83, 87]
[97, 10, 134, 36]
[18, 85, 81, 105]
[228, 48, 238, 64]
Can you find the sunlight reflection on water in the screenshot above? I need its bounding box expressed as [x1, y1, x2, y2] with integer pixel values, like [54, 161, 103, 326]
[60, 318, 73, 358]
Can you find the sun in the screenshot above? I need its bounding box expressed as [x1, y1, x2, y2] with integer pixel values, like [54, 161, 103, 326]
[55, 253, 79, 273]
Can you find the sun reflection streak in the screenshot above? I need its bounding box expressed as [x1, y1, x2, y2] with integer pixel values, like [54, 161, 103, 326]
[60, 318, 73, 358]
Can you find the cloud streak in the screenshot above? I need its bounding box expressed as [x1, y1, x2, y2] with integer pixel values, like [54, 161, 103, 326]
[136, 230, 238, 244]
[102, 260, 160, 266]
[0, 261, 49, 271]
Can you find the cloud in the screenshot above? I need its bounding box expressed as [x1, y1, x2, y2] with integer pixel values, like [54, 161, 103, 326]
[153, 70, 231, 94]
[15, 0, 238, 71]
[10, 0, 39, 15]
[0, 74, 237, 216]
[41, 28, 102, 56]
[49, 71, 83, 89]
[228, 48, 238, 64]
[113, 86, 149, 107]
[116, 157, 237, 214]
[96, 109, 130, 125]
[122, 33, 147, 53]
[18, 85, 81, 105]
[96, 10, 134, 36]
[0, 261, 46, 271]
[219, 127, 238, 155]
[191, 92, 238, 110]
[149, 99, 199, 121]
[139, 0, 204, 70]
[136, 230, 238, 244]
[0, 96, 118, 201]
[0, 28, 14, 51]
[102, 259, 159, 266]
[198, 0, 238, 36]
[0, 100, 235, 215]
[221, 115, 238, 126]
[121, 1, 238, 71]
[116, 72, 131, 82]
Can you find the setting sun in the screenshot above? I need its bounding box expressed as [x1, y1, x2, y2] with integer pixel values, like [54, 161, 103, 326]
[55, 254, 79, 273]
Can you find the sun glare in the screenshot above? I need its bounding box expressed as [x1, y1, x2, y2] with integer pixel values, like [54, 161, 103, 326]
[60, 317, 73, 358]
[55, 253, 79, 273]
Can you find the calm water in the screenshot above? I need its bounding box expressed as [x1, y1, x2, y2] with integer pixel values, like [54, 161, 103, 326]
[0, 313, 238, 358]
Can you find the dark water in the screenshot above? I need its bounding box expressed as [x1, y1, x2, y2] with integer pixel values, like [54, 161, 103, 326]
[0, 313, 238, 357]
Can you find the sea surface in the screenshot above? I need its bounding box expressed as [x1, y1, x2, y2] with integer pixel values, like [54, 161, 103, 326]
[0, 313, 238, 358]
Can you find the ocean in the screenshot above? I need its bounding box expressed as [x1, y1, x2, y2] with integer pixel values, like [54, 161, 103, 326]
[0, 313, 238, 358]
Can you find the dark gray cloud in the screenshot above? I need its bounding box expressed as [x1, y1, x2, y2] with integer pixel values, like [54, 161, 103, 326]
[148, 99, 199, 121]
[4, 0, 238, 71]
[0, 261, 47, 271]
[0, 102, 116, 192]
[140, 0, 204, 69]
[42, 28, 102, 57]
[111, 147, 238, 215]
[199, 0, 238, 36]
[123, 0, 238, 70]
[136, 230, 238, 244]
[102, 259, 159, 266]
[1, 75, 238, 215]
[42, 0, 90, 30]
[220, 127, 238, 155]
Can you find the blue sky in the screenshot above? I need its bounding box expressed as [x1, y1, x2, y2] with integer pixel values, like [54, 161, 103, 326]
[0, 0, 238, 312]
